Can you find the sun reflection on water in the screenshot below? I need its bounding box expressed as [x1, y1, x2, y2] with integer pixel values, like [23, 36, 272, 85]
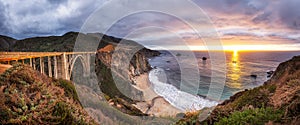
[229, 50, 242, 88]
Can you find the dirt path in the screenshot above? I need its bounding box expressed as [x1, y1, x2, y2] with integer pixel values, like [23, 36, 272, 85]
[0, 64, 12, 74]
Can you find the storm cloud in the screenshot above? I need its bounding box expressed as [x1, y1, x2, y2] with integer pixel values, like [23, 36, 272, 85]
[0, 0, 299, 48]
[0, 0, 106, 39]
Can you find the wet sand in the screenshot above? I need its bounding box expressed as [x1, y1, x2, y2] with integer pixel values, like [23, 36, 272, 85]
[132, 73, 182, 117]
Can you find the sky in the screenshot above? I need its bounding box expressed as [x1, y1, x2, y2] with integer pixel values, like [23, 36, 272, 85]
[0, 0, 299, 51]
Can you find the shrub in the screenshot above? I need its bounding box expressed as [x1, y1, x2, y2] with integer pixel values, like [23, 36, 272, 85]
[55, 79, 80, 102]
[215, 107, 283, 125]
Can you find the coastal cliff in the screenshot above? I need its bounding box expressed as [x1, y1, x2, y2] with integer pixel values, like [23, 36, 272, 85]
[95, 36, 161, 116]
[178, 56, 300, 125]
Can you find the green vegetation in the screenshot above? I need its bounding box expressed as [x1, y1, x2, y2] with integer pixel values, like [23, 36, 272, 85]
[230, 84, 276, 109]
[96, 60, 130, 101]
[215, 107, 283, 125]
[95, 59, 147, 116]
[54, 78, 80, 103]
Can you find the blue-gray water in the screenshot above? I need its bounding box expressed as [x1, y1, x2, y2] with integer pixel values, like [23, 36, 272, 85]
[149, 51, 300, 101]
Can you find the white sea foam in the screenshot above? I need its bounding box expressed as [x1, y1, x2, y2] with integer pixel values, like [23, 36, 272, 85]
[149, 68, 218, 111]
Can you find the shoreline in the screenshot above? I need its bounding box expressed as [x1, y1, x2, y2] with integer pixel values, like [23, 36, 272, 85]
[132, 73, 182, 117]
[148, 68, 219, 111]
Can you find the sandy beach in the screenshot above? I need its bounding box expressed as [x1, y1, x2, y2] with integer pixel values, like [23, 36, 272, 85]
[132, 73, 182, 117]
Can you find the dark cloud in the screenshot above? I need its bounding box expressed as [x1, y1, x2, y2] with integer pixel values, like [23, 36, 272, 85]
[0, 2, 8, 34]
[0, 0, 299, 47]
[192, 0, 269, 16]
[47, 0, 67, 5]
[278, 0, 300, 29]
[0, 0, 105, 39]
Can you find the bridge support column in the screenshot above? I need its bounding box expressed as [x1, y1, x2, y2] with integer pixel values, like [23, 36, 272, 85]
[40, 57, 44, 74]
[57, 53, 69, 80]
[29, 58, 32, 67]
[53, 56, 58, 78]
[48, 56, 52, 77]
[33, 58, 36, 70]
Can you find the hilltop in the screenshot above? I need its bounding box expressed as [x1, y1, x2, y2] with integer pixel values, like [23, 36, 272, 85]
[0, 35, 16, 51]
[0, 32, 133, 52]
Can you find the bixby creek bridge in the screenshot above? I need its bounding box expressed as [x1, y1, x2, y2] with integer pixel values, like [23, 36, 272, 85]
[0, 52, 96, 80]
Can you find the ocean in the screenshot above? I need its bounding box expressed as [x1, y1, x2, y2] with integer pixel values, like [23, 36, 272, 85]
[148, 50, 300, 111]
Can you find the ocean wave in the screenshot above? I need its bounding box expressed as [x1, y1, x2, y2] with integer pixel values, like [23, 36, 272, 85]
[149, 68, 218, 111]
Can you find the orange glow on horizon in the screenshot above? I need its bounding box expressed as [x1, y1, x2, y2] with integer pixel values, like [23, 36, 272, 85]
[184, 44, 300, 51]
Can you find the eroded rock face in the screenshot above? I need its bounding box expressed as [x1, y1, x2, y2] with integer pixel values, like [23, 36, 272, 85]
[95, 38, 160, 116]
[97, 41, 160, 84]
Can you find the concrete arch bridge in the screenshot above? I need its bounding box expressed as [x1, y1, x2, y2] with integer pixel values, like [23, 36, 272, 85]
[0, 52, 96, 80]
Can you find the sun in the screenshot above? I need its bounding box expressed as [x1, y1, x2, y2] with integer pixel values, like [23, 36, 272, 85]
[233, 49, 238, 57]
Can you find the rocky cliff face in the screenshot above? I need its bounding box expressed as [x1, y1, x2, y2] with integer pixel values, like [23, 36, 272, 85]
[95, 36, 160, 116]
[97, 44, 157, 81]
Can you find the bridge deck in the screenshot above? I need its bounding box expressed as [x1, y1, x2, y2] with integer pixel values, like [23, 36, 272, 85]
[0, 52, 96, 62]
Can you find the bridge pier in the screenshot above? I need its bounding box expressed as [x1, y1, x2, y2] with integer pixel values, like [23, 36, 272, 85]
[48, 56, 52, 77]
[29, 58, 32, 67]
[33, 58, 36, 70]
[53, 56, 58, 79]
[39, 57, 44, 74]
[56, 53, 69, 80]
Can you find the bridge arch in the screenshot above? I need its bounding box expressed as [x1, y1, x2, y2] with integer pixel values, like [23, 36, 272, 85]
[69, 54, 90, 80]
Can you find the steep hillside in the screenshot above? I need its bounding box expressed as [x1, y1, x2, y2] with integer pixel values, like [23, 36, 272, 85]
[0, 64, 97, 124]
[177, 56, 300, 125]
[0, 32, 131, 52]
[0, 35, 16, 51]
